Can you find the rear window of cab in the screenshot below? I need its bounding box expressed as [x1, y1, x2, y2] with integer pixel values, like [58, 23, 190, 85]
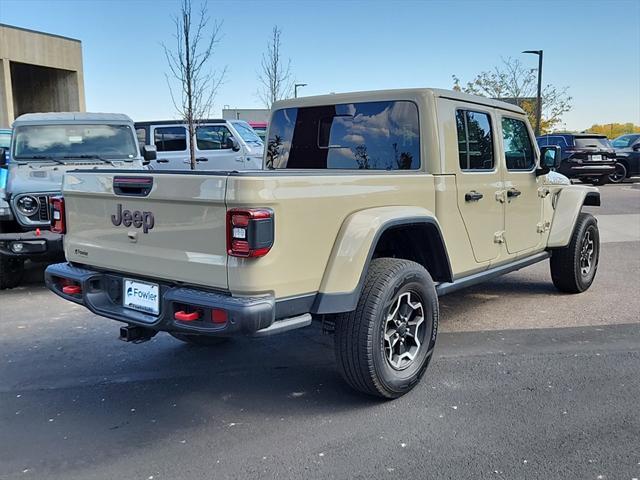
[266, 100, 420, 170]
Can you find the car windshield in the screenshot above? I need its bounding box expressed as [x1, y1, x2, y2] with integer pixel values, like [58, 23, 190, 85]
[12, 124, 138, 160]
[252, 126, 267, 141]
[0, 131, 11, 149]
[573, 137, 612, 149]
[231, 122, 263, 145]
[612, 134, 640, 148]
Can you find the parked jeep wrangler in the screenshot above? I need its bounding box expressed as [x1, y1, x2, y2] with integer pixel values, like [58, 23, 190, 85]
[46, 89, 601, 398]
[0, 113, 154, 289]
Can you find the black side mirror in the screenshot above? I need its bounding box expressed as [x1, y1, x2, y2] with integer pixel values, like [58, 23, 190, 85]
[632, 143, 640, 151]
[142, 145, 157, 163]
[226, 138, 241, 152]
[0, 148, 6, 167]
[536, 145, 561, 176]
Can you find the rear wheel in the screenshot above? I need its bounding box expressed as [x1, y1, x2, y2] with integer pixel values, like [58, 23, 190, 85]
[608, 162, 627, 183]
[334, 258, 438, 399]
[550, 212, 599, 293]
[0, 256, 24, 290]
[170, 333, 230, 346]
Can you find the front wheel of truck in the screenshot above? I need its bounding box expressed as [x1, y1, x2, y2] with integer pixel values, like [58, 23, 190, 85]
[0, 257, 24, 290]
[550, 212, 600, 293]
[334, 258, 439, 399]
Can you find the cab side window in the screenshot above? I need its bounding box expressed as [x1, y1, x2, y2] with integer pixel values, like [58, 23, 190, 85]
[502, 117, 535, 170]
[456, 110, 494, 170]
[136, 128, 147, 147]
[196, 125, 234, 150]
[154, 127, 187, 152]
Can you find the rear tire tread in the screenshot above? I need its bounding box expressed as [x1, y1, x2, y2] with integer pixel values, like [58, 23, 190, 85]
[334, 258, 437, 398]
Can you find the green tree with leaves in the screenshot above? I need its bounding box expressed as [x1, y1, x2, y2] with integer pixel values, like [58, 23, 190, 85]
[587, 123, 640, 139]
[453, 57, 572, 134]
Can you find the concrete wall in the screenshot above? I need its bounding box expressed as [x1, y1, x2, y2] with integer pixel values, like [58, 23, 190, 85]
[222, 109, 270, 123]
[0, 24, 85, 127]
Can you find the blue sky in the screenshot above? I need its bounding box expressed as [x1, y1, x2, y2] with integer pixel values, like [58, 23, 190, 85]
[1, 0, 639, 130]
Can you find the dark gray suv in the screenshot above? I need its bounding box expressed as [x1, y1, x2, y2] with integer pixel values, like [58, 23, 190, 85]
[610, 134, 640, 183]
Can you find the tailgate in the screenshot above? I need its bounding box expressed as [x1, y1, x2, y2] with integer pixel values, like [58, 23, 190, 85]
[62, 171, 229, 289]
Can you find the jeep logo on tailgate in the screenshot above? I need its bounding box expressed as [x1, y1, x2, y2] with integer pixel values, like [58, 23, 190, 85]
[111, 204, 155, 233]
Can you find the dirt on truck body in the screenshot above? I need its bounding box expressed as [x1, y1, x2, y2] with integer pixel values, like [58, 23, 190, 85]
[46, 88, 601, 398]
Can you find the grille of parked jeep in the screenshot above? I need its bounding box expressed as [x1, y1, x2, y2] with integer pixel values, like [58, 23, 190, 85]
[38, 195, 50, 222]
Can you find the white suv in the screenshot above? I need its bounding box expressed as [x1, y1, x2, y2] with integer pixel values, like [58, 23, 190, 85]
[135, 119, 264, 170]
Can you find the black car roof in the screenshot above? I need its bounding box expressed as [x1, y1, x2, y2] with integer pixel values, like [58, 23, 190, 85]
[538, 133, 608, 138]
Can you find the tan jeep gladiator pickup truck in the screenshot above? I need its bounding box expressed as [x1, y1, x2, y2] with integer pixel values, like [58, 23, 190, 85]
[46, 89, 601, 398]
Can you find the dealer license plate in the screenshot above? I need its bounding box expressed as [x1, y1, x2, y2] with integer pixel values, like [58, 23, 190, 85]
[123, 279, 160, 315]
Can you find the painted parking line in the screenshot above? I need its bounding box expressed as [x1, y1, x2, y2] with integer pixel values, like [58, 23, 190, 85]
[596, 214, 640, 243]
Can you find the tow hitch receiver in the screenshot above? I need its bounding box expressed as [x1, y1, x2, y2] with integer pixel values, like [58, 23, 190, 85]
[119, 325, 157, 344]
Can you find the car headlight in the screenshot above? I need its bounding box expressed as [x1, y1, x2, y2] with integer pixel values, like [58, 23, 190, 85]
[16, 195, 39, 215]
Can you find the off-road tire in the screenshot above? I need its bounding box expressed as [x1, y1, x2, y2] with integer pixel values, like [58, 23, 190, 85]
[550, 212, 599, 293]
[170, 333, 230, 346]
[334, 258, 438, 399]
[608, 162, 627, 183]
[0, 256, 24, 290]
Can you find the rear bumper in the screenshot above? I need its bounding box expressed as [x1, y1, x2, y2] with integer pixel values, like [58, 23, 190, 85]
[558, 161, 616, 178]
[45, 262, 277, 336]
[0, 230, 64, 261]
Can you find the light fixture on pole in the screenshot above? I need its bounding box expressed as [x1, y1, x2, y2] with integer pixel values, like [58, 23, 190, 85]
[522, 50, 543, 137]
[294, 83, 307, 98]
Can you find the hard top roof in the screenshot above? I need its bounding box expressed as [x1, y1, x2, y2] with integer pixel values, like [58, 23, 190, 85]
[272, 88, 526, 115]
[135, 119, 229, 126]
[14, 112, 133, 125]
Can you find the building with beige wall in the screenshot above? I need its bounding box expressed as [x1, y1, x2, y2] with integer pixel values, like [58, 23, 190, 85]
[0, 24, 85, 128]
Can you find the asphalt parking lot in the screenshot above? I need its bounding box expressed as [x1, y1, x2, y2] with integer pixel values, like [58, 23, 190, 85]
[1, 183, 639, 480]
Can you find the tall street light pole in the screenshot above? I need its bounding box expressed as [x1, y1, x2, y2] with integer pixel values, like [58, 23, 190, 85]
[294, 83, 307, 98]
[523, 50, 543, 136]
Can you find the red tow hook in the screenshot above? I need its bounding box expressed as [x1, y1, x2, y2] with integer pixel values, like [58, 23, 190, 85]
[174, 310, 200, 322]
[62, 285, 82, 295]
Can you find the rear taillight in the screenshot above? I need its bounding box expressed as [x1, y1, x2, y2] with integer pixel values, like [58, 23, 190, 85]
[49, 196, 66, 234]
[226, 208, 274, 258]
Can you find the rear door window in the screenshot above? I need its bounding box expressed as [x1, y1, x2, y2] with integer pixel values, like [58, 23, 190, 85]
[196, 125, 234, 150]
[267, 100, 420, 170]
[538, 136, 567, 147]
[501, 117, 536, 170]
[154, 126, 187, 152]
[456, 110, 494, 170]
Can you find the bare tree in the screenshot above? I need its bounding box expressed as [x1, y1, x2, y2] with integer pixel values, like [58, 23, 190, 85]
[163, 0, 226, 169]
[453, 57, 572, 133]
[258, 26, 293, 108]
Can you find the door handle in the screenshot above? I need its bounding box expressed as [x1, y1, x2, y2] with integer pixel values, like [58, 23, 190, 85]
[465, 191, 484, 202]
[195, 157, 208, 162]
[507, 188, 522, 198]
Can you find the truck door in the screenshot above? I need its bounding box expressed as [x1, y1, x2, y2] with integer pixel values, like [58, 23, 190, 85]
[499, 115, 543, 254]
[194, 124, 244, 170]
[454, 107, 504, 263]
[151, 125, 189, 170]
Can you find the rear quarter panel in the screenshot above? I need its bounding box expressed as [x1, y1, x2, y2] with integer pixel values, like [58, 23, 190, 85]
[226, 173, 440, 299]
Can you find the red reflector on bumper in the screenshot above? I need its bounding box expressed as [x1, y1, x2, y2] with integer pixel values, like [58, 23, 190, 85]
[62, 285, 81, 295]
[174, 311, 200, 322]
[211, 309, 228, 324]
